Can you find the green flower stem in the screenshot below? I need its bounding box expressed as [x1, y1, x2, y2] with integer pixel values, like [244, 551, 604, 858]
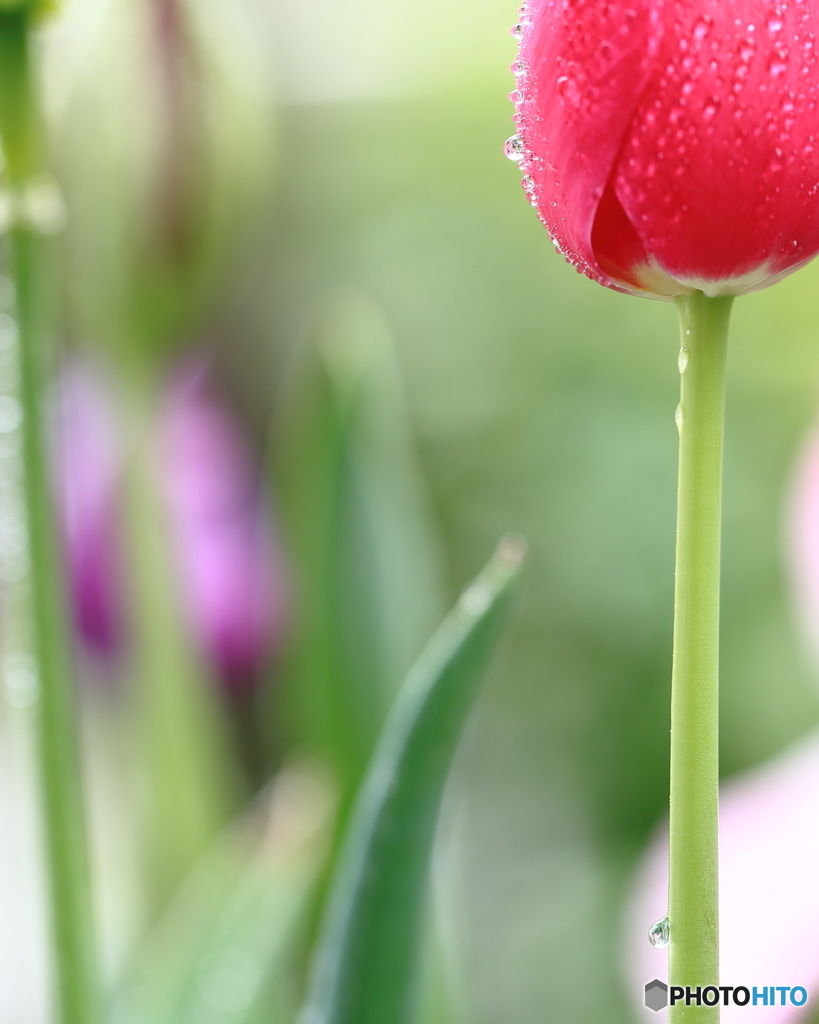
[669, 292, 732, 1022]
[119, 366, 237, 912]
[0, 12, 99, 1024]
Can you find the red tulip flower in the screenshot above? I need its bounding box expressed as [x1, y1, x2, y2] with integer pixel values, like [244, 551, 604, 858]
[510, 0, 819, 297]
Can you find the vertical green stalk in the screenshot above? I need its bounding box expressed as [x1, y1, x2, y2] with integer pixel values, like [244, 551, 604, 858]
[120, 365, 236, 912]
[0, 11, 99, 1024]
[668, 292, 731, 1022]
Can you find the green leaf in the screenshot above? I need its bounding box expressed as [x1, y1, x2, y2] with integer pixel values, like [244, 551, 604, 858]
[111, 763, 333, 1024]
[122, 413, 239, 911]
[274, 292, 447, 789]
[301, 537, 526, 1024]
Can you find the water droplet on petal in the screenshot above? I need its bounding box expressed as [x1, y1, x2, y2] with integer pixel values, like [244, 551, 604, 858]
[556, 75, 581, 106]
[504, 134, 525, 161]
[649, 916, 670, 948]
[522, 174, 535, 192]
[511, 22, 524, 38]
[693, 16, 712, 41]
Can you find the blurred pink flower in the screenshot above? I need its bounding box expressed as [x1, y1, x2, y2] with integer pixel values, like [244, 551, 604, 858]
[55, 356, 285, 690]
[626, 731, 819, 1021]
[158, 360, 286, 692]
[55, 360, 125, 659]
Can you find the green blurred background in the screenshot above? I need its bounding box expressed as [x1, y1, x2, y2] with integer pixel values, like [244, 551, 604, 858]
[6, 0, 819, 1021]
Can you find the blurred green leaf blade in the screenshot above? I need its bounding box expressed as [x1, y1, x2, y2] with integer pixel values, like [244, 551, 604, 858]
[301, 537, 525, 1024]
[274, 292, 447, 790]
[111, 764, 333, 1024]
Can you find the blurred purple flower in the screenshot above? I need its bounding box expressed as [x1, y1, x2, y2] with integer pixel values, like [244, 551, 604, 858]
[55, 360, 125, 659]
[55, 356, 285, 690]
[158, 359, 286, 692]
[626, 732, 819, 1022]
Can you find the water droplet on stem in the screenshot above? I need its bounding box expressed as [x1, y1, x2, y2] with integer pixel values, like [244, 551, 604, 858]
[649, 916, 670, 948]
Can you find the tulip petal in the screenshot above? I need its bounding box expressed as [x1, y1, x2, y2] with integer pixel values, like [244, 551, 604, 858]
[626, 732, 819, 1021]
[518, 0, 819, 296]
[612, 0, 819, 294]
[517, 0, 663, 290]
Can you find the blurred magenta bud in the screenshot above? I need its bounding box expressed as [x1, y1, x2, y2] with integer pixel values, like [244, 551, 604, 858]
[53, 0, 278, 355]
[158, 359, 286, 692]
[54, 359, 125, 660]
[55, 356, 285, 690]
[626, 733, 819, 1021]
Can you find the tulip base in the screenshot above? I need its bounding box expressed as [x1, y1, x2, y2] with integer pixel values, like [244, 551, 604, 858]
[668, 292, 731, 1021]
